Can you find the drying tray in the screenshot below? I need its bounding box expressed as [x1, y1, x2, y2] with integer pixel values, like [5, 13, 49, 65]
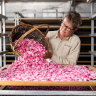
[0, 65, 96, 86]
[20, 18, 62, 25]
[0, 65, 96, 96]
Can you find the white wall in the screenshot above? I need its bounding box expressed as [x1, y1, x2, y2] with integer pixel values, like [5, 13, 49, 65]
[5, 1, 96, 20]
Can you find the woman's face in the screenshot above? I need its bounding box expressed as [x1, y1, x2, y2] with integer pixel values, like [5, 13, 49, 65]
[59, 17, 75, 39]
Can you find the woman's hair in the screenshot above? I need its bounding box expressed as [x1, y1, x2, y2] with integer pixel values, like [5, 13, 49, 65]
[65, 11, 82, 29]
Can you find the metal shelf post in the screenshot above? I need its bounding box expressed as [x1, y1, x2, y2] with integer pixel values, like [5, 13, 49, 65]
[2, 0, 6, 66]
[90, 1, 96, 66]
[0, 0, 7, 67]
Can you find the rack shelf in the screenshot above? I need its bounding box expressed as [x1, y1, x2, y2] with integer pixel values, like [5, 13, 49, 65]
[20, 18, 62, 25]
[77, 61, 96, 63]
[81, 43, 96, 46]
[0, 51, 8, 55]
[5, 25, 96, 31]
[0, 14, 7, 19]
[0, 0, 9, 2]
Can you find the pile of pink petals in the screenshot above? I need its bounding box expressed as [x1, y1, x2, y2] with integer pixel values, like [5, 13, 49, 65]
[0, 38, 96, 81]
